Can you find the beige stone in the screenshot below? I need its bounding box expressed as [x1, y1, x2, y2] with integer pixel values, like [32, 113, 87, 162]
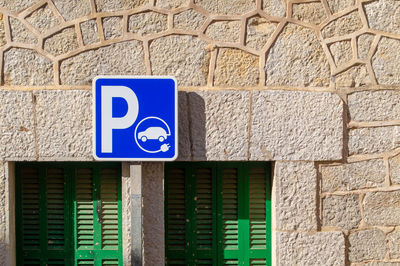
[372, 37, 400, 85]
[349, 126, 400, 155]
[292, 2, 327, 24]
[60, 41, 145, 85]
[35, 90, 92, 160]
[363, 191, 400, 226]
[156, 0, 189, 9]
[52, 0, 91, 21]
[348, 90, 400, 122]
[349, 229, 386, 262]
[44, 27, 78, 56]
[266, 23, 330, 86]
[80, 19, 99, 45]
[214, 48, 259, 86]
[250, 90, 343, 160]
[321, 160, 386, 192]
[174, 9, 205, 31]
[364, 263, 400, 266]
[322, 195, 361, 230]
[321, 11, 362, 39]
[205, 20, 241, 43]
[102, 16, 122, 40]
[0, 91, 35, 160]
[0, 16, 6, 47]
[26, 4, 60, 33]
[9, 17, 37, 44]
[365, 0, 400, 35]
[195, 0, 256, 15]
[149, 35, 208, 86]
[388, 230, 400, 259]
[275, 162, 317, 230]
[246, 16, 277, 50]
[4, 48, 53, 86]
[277, 232, 345, 265]
[263, 0, 286, 17]
[177, 91, 190, 161]
[95, 0, 147, 12]
[128, 12, 167, 36]
[390, 154, 400, 185]
[327, 0, 355, 14]
[334, 64, 371, 87]
[357, 33, 374, 60]
[188, 90, 250, 160]
[0, 0, 36, 13]
[329, 40, 352, 66]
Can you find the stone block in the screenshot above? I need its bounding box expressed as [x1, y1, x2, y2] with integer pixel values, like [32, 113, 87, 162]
[292, 2, 326, 25]
[150, 35, 208, 86]
[102, 16, 122, 40]
[44, 27, 78, 56]
[4, 48, 53, 86]
[349, 229, 386, 262]
[0, 0, 35, 13]
[60, 40, 145, 85]
[321, 160, 386, 192]
[174, 9, 205, 31]
[35, 90, 92, 160]
[205, 20, 240, 43]
[263, 0, 285, 17]
[80, 19, 99, 45]
[188, 90, 250, 161]
[246, 16, 277, 50]
[0, 17, 6, 47]
[265, 23, 330, 86]
[277, 232, 345, 265]
[214, 48, 259, 86]
[349, 126, 400, 155]
[329, 40, 352, 66]
[372, 37, 400, 85]
[333, 64, 371, 87]
[364, 263, 400, 266]
[389, 154, 400, 185]
[365, 0, 400, 35]
[52, 0, 90, 21]
[156, 0, 189, 9]
[357, 33, 374, 60]
[321, 11, 362, 39]
[250, 90, 343, 160]
[176, 91, 190, 161]
[364, 191, 400, 226]
[95, 0, 147, 12]
[388, 230, 400, 259]
[9, 17, 37, 44]
[195, 0, 256, 15]
[0, 91, 35, 160]
[275, 162, 317, 230]
[26, 4, 60, 33]
[326, 0, 355, 14]
[322, 194, 361, 230]
[128, 12, 167, 36]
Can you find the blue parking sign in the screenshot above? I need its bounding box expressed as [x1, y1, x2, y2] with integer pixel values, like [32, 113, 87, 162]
[93, 76, 178, 161]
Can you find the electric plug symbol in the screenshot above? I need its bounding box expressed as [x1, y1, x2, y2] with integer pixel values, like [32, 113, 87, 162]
[160, 143, 170, 152]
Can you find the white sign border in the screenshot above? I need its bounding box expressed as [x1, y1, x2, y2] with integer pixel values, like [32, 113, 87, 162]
[92, 75, 178, 161]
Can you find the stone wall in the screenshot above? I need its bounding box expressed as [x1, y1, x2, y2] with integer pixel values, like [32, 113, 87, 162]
[0, 0, 399, 265]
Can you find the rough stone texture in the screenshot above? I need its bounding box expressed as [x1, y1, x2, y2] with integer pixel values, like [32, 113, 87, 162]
[188, 90, 250, 160]
[177, 91, 190, 161]
[327, 0, 355, 14]
[95, 0, 147, 12]
[26, 4, 60, 33]
[390, 154, 400, 185]
[363, 263, 400, 266]
[349, 126, 400, 155]
[142, 163, 164, 266]
[80, 19, 99, 45]
[174, 9, 205, 31]
[321, 11, 362, 39]
[348, 90, 400, 122]
[60, 40, 145, 85]
[266, 23, 330, 86]
[349, 229, 386, 262]
[128, 12, 167, 36]
[357, 33, 374, 60]
[0, 0, 36, 13]
[388, 230, 400, 259]
[205, 20, 241, 43]
[35, 90, 92, 160]
[102, 16, 122, 40]
[0, 162, 6, 264]
[292, 2, 327, 24]
[4, 48, 53, 86]
[277, 232, 345, 265]
[275, 162, 317, 230]
[322, 195, 361, 230]
[321, 160, 386, 192]
[365, 0, 400, 35]
[329, 40, 352, 66]
[372, 37, 400, 85]
[0, 91, 35, 160]
[150, 35, 208, 86]
[263, 0, 286, 17]
[214, 48, 259, 86]
[52, 0, 91, 21]
[246, 16, 277, 50]
[250, 90, 343, 160]
[364, 191, 400, 226]
[9, 17, 37, 44]
[195, 0, 256, 15]
[0, 16, 6, 47]
[44, 27, 78, 56]
[121, 163, 132, 264]
[334, 64, 371, 87]
[156, 0, 189, 9]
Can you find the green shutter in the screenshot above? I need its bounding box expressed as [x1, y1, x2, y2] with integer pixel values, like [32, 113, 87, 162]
[165, 162, 271, 266]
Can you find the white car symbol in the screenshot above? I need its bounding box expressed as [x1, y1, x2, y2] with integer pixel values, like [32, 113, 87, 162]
[138, 127, 168, 142]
